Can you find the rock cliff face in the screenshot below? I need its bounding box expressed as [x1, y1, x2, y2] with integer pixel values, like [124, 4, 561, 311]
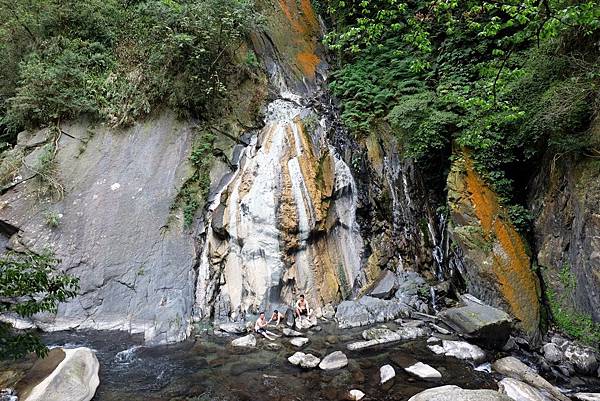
[3, 0, 598, 346]
[529, 123, 600, 321]
[0, 115, 198, 344]
[447, 151, 542, 340]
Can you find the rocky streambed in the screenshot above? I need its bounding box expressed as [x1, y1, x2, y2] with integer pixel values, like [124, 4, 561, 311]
[2, 297, 599, 401]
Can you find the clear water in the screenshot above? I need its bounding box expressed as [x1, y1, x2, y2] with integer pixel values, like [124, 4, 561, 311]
[40, 322, 498, 401]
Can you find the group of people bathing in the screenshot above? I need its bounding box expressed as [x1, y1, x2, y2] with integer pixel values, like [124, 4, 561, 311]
[254, 294, 310, 340]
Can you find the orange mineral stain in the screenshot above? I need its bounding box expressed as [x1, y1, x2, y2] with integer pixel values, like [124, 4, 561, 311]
[462, 154, 541, 336]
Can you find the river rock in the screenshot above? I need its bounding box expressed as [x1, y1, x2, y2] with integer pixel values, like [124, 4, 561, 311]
[404, 362, 442, 381]
[369, 270, 397, 299]
[428, 340, 486, 363]
[348, 389, 365, 400]
[380, 364, 395, 384]
[492, 357, 570, 401]
[563, 344, 598, 375]
[24, 347, 99, 401]
[283, 328, 302, 337]
[322, 303, 336, 320]
[266, 343, 282, 351]
[296, 316, 318, 330]
[542, 343, 564, 364]
[290, 337, 309, 347]
[498, 378, 553, 401]
[438, 301, 512, 348]
[288, 352, 320, 368]
[348, 326, 428, 350]
[408, 385, 513, 401]
[335, 296, 410, 329]
[319, 351, 348, 370]
[231, 334, 256, 348]
[1, 389, 17, 401]
[572, 393, 600, 401]
[219, 322, 247, 334]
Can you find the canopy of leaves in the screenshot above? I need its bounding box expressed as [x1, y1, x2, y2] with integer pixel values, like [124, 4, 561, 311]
[0, 251, 79, 359]
[0, 0, 260, 140]
[325, 0, 600, 201]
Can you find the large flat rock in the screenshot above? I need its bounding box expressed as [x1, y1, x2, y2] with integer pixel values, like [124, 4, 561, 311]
[438, 300, 512, 348]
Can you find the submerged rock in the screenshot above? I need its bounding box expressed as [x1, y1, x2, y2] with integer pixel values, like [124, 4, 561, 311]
[438, 300, 512, 348]
[404, 362, 442, 381]
[288, 352, 320, 369]
[380, 364, 395, 384]
[24, 347, 99, 401]
[428, 340, 486, 363]
[283, 328, 302, 337]
[408, 385, 512, 401]
[231, 334, 256, 348]
[319, 351, 348, 370]
[498, 378, 553, 401]
[492, 357, 570, 401]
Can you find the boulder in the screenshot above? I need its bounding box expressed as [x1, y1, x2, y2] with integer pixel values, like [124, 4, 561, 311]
[563, 345, 598, 375]
[542, 343, 563, 364]
[380, 364, 395, 384]
[348, 389, 365, 400]
[319, 351, 348, 370]
[290, 337, 309, 348]
[335, 296, 410, 329]
[404, 362, 442, 381]
[285, 309, 295, 327]
[427, 340, 486, 363]
[369, 270, 397, 299]
[438, 301, 512, 348]
[572, 394, 600, 401]
[492, 357, 570, 401]
[296, 316, 318, 330]
[322, 303, 336, 320]
[498, 378, 553, 401]
[24, 347, 99, 401]
[266, 343, 282, 351]
[231, 334, 256, 348]
[283, 328, 302, 337]
[288, 352, 320, 369]
[407, 385, 513, 401]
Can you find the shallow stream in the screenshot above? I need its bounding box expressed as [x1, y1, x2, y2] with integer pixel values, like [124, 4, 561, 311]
[39, 321, 499, 401]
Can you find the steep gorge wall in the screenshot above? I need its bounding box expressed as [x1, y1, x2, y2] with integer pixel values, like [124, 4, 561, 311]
[447, 151, 542, 340]
[529, 123, 600, 322]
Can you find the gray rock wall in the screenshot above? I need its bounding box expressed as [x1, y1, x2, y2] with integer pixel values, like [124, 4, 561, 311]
[529, 124, 600, 322]
[0, 113, 198, 344]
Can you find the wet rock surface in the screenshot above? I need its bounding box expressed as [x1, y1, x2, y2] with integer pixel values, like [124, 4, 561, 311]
[438, 299, 512, 348]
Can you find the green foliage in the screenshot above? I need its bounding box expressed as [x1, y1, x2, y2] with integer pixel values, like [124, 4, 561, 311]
[326, 0, 600, 214]
[173, 131, 216, 227]
[547, 288, 600, 346]
[0, 250, 79, 359]
[44, 210, 61, 228]
[0, 0, 260, 139]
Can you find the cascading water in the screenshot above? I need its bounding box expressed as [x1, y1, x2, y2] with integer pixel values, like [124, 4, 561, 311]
[194, 68, 364, 323]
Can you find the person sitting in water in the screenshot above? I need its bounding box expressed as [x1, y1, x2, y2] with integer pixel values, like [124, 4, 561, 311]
[255, 311, 281, 340]
[255, 311, 268, 334]
[268, 309, 284, 327]
[294, 294, 310, 320]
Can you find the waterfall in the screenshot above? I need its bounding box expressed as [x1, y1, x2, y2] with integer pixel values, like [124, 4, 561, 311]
[194, 64, 363, 323]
